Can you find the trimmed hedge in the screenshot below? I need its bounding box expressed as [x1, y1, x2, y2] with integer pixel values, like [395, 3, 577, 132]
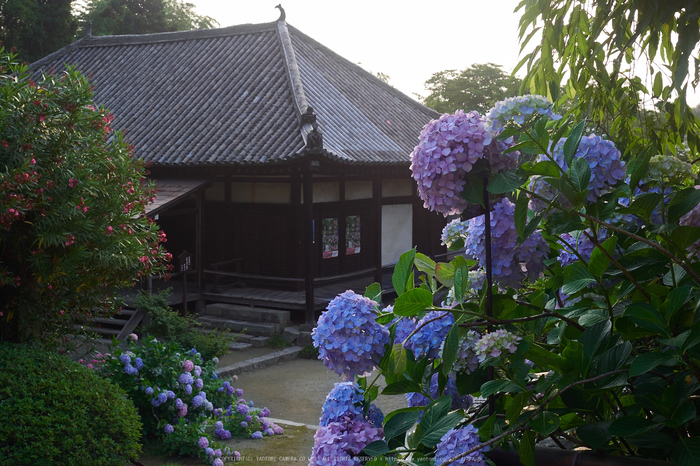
[0, 343, 142, 465]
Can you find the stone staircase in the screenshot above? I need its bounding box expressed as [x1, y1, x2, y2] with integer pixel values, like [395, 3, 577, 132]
[198, 303, 312, 350]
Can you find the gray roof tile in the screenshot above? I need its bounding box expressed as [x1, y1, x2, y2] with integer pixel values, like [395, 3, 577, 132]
[31, 21, 438, 168]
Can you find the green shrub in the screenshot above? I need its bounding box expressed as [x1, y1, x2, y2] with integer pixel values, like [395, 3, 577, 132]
[0, 342, 142, 465]
[266, 334, 292, 349]
[136, 290, 234, 360]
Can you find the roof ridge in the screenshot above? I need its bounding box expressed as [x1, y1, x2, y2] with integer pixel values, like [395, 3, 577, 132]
[275, 18, 315, 151]
[29, 22, 278, 70]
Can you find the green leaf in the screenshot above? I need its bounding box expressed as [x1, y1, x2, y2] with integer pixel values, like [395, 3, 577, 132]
[517, 430, 536, 466]
[478, 414, 496, 442]
[597, 341, 632, 374]
[487, 169, 523, 194]
[629, 352, 680, 377]
[563, 121, 586, 167]
[419, 411, 464, 447]
[580, 320, 611, 367]
[441, 322, 460, 377]
[364, 282, 382, 303]
[608, 416, 661, 437]
[664, 285, 692, 320]
[624, 303, 669, 337]
[577, 422, 612, 449]
[681, 319, 700, 352]
[480, 380, 522, 397]
[414, 253, 436, 275]
[562, 262, 596, 295]
[669, 187, 700, 224]
[453, 256, 470, 304]
[570, 156, 591, 192]
[383, 411, 421, 442]
[628, 147, 652, 190]
[382, 379, 422, 395]
[518, 160, 561, 177]
[387, 343, 408, 375]
[514, 190, 529, 241]
[361, 440, 390, 457]
[462, 172, 485, 208]
[653, 71, 663, 97]
[588, 236, 617, 278]
[392, 248, 416, 297]
[525, 343, 567, 372]
[435, 262, 455, 288]
[393, 288, 433, 316]
[530, 411, 560, 436]
[673, 437, 700, 466]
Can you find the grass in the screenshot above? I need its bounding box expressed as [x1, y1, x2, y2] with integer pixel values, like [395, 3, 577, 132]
[265, 335, 292, 349]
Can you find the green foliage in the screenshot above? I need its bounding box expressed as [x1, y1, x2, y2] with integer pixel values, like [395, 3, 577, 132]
[298, 343, 320, 359]
[0, 52, 169, 344]
[0, 342, 142, 465]
[516, 0, 700, 159]
[136, 290, 234, 360]
[422, 63, 522, 114]
[0, 0, 77, 62]
[266, 334, 292, 349]
[78, 0, 217, 36]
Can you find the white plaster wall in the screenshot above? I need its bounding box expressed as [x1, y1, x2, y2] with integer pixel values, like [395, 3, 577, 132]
[313, 181, 340, 203]
[345, 180, 373, 200]
[382, 204, 413, 266]
[230, 182, 291, 204]
[383, 178, 413, 197]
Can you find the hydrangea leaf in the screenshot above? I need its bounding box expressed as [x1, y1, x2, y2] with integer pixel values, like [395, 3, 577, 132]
[561, 262, 596, 295]
[570, 156, 591, 192]
[588, 235, 617, 278]
[364, 282, 382, 303]
[361, 441, 390, 458]
[383, 410, 421, 442]
[392, 248, 416, 296]
[418, 411, 464, 448]
[461, 172, 485, 208]
[517, 430, 536, 466]
[435, 262, 455, 288]
[668, 187, 700, 224]
[393, 288, 433, 317]
[624, 303, 670, 337]
[514, 190, 529, 241]
[530, 411, 560, 436]
[486, 169, 524, 195]
[629, 352, 680, 377]
[577, 421, 613, 450]
[441, 322, 461, 377]
[672, 436, 700, 466]
[414, 253, 436, 276]
[627, 147, 652, 190]
[563, 121, 586, 168]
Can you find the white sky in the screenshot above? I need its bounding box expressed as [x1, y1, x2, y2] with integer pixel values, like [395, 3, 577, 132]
[190, 0, 525, 102]
[189, 0, 700, 107]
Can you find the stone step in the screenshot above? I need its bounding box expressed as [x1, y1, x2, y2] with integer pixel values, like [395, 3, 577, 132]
[229, 341, 253, 351]
[203, 303, 290, 328]
[197, 315, 281, 336]
[216, 346, 302, 377]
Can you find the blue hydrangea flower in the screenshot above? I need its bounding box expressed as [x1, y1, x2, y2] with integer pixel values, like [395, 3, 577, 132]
[123, 364, 138, 375]
[441, 219, 470, 248]
[133, 357, 143, 370]
[312, 290, 390, 378]
[145, 386, 154, 395]
[192, 395, 204, 408]
[434, 425, 489, 466]
[366, 404, 384, 428]
[163, 424, 174, 434]
[320, 382, 365, 427]
[178, 373, 194, 385]
[486, 94, 561, 132]
[118, 354, 131, 365]
[410, 110, 492, 216]
[407, 373, 473, 414]
[406, 311, 454, 359]
[441, 329, 480, 374]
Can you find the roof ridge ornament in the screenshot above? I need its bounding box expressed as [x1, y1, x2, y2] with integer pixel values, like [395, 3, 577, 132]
[275, 4, 286, 22]
[84, 21, 92, 38]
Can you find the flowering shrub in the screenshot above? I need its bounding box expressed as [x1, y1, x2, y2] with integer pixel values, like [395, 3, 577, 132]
[312, 290, 390, 378]
[0, 52, 169, 345]
[311, 95, 700, 466]
[94, 336, 281, 464]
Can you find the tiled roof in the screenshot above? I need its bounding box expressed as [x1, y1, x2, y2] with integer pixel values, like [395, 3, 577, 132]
[145, 179, 209, 216]
[31, 20, 438, 167]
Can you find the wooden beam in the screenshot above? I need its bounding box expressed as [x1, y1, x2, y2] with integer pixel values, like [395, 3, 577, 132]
[373, 178, 382, 285]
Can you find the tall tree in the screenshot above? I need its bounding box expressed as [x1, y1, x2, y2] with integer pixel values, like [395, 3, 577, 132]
[79, 0, 217, 36]
[0, 0, 77, 63]
[421, 63, 522, 114]
[516, 0, 700, 159]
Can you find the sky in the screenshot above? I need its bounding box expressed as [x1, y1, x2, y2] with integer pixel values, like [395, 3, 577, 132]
[189, 0, 526, 102]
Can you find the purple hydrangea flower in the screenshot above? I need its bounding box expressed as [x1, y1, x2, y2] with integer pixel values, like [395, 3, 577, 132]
[195, 378, 203, 389]
[441, 219, 470, 248]
[236, 388, 243, 397]
[309, 417, 384, 466]
[123, 364, 138, 375]
[166, 390, 175, 400]
[557, 230, 606, 267]
[448, 330, 481, 374]
[192, 395, 204, 408]
[312, 290, 390, 378]
[157, 392, 167, 404]
[178, 373, 194, 385]
[118, 354, 130, 365]
[184, 384, 192, 395]
[260, 407, 270, 418]
[407, 373, 473, 414]
[320, 382, 365, 427]
[145, 386, 154, 395]
[410, 110, 492, 216]
[474, 329, 521, 362]
[212, 459, 223, 466]
[214, 449, 222, 458]
[273, 424, 284, 435]
[251, 431, 263, 439]
[434, 425, 489, 466]
[175, 398, 183, 409]
[133, 357, 143, 370]
[240, 421, 248, 428]
[366, 404, 384, 428]
[465, 197, 549, 288]
[237, 403, 249, 415]
[197, 437, 209, 449]
[163, 424, 174, 435]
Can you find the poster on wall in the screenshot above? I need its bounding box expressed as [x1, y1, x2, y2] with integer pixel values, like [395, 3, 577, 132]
[322, 217, 338, 259]
[346, 215, 361, 255]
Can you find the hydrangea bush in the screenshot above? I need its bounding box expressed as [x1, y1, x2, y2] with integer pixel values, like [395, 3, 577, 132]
[309, 95, 700, 466]
[93, 336, 282, 464]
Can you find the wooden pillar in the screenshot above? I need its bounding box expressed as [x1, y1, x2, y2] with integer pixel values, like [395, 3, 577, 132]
[338, 175, 346, 274]
[303, 169, 315, 324]
[291, 172, 302, 285]
[373, 178, 382, 285]
[195, 189, 203, 311]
